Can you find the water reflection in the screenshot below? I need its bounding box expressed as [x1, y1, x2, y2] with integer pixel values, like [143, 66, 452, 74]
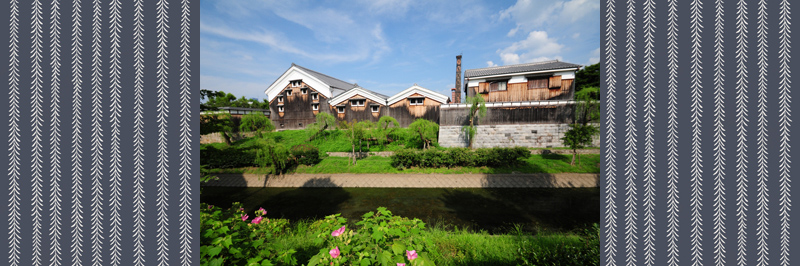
[201, 186, 599, 234]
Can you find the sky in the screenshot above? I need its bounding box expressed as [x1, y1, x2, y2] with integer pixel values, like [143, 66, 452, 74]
[200, 0, 601, 101]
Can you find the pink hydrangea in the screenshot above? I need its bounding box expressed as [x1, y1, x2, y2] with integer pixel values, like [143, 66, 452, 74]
[406, 250, 417, 261]
[258, 207, 266, 215]
[251, 216, 263, 224]
[331, 225, 346, 237]
[207, 205, 213, 209]
[397, 263, 406, 266]
[241, 214, 249, 221]
[329, 246, 340, 259]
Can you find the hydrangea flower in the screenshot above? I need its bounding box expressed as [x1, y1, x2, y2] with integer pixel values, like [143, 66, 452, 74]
[258, 207, 266, 215]
[406, 250, 417, 261]
[331, 226, 346, 237]
[329, 246, 340, 259]
[251, 216, 263, 224]
[207, 205, 213, 209]
[397, 263, 406, 266]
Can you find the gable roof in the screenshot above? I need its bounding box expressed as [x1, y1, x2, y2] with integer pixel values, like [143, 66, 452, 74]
[387, 84, 449, 105]
[264, 63, 356, 101]
[328, 85, 388, 106]
[464, 60, 581, 78]
[291, 63, 355, 93]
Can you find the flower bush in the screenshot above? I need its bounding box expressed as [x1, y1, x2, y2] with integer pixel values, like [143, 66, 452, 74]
[306, 207, 438, 266]
[200, 203, 296, 266]
[199, 204, 599, 266]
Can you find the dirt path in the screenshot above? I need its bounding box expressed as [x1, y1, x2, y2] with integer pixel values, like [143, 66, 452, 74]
[202, 173, 599, 188]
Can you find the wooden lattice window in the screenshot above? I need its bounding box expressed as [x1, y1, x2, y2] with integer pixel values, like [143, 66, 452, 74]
[527, 77, 549, 89]
[549, 76, 562, 88]
[488, 80, 507, 92]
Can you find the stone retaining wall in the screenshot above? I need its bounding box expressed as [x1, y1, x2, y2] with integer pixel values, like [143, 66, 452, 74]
[438, 124, 600, 148]
[200, 132, 258, 144]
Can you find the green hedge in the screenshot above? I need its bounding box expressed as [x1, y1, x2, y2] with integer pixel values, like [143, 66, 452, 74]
[290, 144, 321, 166]
[390, 147, 531, 169]
[200, 145, 258, 169]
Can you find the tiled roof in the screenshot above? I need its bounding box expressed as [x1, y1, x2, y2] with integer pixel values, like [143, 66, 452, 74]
[292, 63, 356, 94]
[464, 60, 581, 78]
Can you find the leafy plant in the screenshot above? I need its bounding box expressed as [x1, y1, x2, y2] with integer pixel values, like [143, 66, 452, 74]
[376, 116, 400, 147]
[307, 207, 438, 266]
[254, 138, 293, 175]
[200, 203, 297, 266]
[200, 112, 235, 146]
[306, 112, 337, 141]
[562, 86, 600, 165]
[290, 144, 321, 166]
[408, 119, 438, 150]
[462, 96, 487, 149]
[239, 111, 275, 138]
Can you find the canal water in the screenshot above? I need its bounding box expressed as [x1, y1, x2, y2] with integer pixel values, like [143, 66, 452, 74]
[201, 187, 599, 234]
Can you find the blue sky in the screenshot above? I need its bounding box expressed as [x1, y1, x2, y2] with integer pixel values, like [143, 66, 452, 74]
[201, 0, 600, 101]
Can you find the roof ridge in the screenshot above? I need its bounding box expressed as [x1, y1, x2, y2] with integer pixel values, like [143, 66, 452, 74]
[468, 60, 562, 71]
[293, 64, 355, 88]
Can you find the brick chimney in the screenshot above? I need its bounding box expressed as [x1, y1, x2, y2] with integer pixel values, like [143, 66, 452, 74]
[451, 88, 458, 104]
[455, 55, 462, 103]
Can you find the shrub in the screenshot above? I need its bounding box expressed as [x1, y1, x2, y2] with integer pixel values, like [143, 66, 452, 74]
[200, 145, 258, 169]
[408, 119, 438, 149]
[446, 148, 473, 167]
[254, 138, 293, 175]
[291, 144, 321, 165]
[239, 111, 275, 137]
[391, 147, 530, 169]
[306, 207, 438, 266]
[200, 203, 297, 266]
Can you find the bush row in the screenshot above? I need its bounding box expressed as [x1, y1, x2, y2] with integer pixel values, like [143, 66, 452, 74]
[200, 146, 258, 169]
[390, 147, 531, 168]
[201, 142, 321, 170]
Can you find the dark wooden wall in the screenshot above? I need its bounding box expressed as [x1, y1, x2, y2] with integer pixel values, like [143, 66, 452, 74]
[270, 82, 331, 130]
[466, 76, 575, 102]
[439, 104, 575, 126]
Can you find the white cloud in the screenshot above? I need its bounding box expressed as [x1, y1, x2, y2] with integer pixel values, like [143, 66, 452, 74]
[497, 31, 564, 65]
[572, 33, 580, 39]
[486, 61, 498, 67]
[203, 0, 391, 64]
[499, 0, 600, 30]
[359, 0, 413, 16]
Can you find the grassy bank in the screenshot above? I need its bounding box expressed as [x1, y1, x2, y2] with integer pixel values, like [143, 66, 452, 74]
[205, 153, 600, 175]
[201, 204, 599, 266]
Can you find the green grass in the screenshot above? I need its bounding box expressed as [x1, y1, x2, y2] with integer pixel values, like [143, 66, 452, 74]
[261, 221, 597, 266]
[206, 153, 600, 175]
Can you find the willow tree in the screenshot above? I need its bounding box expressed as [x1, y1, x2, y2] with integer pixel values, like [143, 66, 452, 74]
[409, 118, 438, 149]
[305, 112, 337, 141]
[376, 116, 399, 147]
[239, 111, 275, 138]
[462, 96, 487, 149]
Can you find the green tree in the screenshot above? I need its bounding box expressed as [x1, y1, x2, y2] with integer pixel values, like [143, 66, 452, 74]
[376, 116, 400, 147]
[462, 96, 487, 149]
[562, 86, 600, 165]
[574, 63, 600, 96]
[409, 119, 438, 150]
[305, 112, 337, 141]
[239, 111, 275, 138]
[254, 137, 292, 175]
[341, 120, 368, 165]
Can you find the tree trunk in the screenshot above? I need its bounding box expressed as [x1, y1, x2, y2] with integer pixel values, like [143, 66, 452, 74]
[571, 149, 577, 166]
[222, 132, 232, 146]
